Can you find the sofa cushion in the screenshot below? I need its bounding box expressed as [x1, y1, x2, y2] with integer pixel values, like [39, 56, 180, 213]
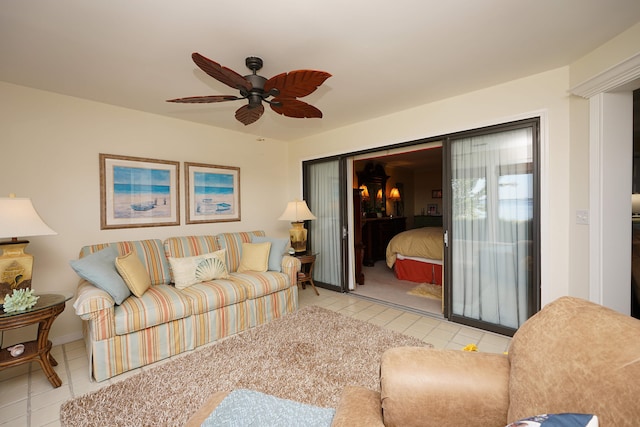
[252, 236, 289, 272]
[230, 271, 291, 299]
[70, 246, 131, 305]
[114, 284, 192, 335]
[507, 296, 640, 426]
[79, 239, 171, 286]
[115, 251, 151, 297]
[237, 242, 271, 273]
[168, 250, 229, 289]
[216, 231, 265, 272]
[179, 279, 248, 314]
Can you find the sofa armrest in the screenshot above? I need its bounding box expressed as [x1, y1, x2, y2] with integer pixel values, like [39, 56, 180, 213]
[73, 280, 115, 318]
[73, 280, 117, 341]
[281, 255, 301, 287]
[331, 386, 384, 427]
[381, 347, 509, 427]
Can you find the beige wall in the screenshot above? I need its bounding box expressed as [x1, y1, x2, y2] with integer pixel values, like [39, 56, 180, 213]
[568, 22, 640, 300]
[0, 82, 292, 344]
[288, 67, 572, 307]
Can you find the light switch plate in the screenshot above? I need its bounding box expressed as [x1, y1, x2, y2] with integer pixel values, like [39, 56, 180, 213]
[576, 209, 589, 225]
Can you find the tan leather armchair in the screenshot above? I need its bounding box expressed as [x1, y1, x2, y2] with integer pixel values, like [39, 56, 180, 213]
[332, 296, 640, 426]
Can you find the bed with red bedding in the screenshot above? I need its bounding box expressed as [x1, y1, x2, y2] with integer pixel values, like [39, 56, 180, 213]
[385, 227, 443, 284]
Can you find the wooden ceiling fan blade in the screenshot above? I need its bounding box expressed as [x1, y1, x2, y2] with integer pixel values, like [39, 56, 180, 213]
[265, 70, 331, 98]
[191, 53, 252, 92]
[166, 95, 242, 103]
[235, 104, 265, 125]
[270, 98, 323, 119]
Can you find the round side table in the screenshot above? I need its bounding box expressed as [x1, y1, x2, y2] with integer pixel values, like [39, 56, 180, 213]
[0, 293, 71, 388]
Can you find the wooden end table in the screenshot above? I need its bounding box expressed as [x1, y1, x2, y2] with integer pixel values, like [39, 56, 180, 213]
[0, 293, 71, 388]
[294, 252, 319, 296]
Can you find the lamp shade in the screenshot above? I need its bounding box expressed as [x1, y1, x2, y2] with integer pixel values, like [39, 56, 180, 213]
[278, 200, 317, 222]
[359, 185, 370, 199]
[0, 197, 57, 240]
[389, 187, 401, 201]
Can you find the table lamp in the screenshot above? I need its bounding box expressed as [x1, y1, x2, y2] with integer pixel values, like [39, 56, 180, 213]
[0, 194, 57, 304]
[278, 200, 316, 253]
[389, 187, 401, 216]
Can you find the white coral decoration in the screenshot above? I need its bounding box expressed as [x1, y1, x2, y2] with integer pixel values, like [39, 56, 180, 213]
[3, 288, 39, 313]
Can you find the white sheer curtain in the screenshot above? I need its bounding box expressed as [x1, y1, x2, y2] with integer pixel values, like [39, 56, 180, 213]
[308, 161, 341, 287]
[451, 128, 533, 329]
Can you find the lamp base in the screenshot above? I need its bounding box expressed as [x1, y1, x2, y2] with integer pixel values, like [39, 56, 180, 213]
[289, 222, 308, 253]
[0, 240, 33, 305]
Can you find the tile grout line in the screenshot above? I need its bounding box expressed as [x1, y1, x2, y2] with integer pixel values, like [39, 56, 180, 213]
[63, 343, 75, 398]
[26, 362, 32, 427]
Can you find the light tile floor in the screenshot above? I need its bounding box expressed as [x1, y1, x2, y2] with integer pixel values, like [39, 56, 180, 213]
[0, 288, 511, 426]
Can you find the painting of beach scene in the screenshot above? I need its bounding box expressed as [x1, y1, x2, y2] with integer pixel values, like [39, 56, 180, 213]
[100, 154, 179, 229]
[185, 162, 240, 223]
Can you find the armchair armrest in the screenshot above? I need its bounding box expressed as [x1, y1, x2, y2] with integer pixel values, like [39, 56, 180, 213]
[381, 347, 509, 427]
[281, 255, 301, 287]
[331, 386, 384, 427]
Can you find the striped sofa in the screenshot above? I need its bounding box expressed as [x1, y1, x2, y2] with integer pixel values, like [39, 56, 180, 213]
[72, 231, 300, 382]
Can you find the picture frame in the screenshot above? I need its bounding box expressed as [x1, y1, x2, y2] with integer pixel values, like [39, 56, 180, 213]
[427, 204, 438, 215]
[100, 154, 180, 229]
[432, 189, 442, 198]
[185, 162, 241, 224]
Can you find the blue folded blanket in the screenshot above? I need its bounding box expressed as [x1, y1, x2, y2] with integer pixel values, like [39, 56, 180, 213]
[201, 389, 335, 427]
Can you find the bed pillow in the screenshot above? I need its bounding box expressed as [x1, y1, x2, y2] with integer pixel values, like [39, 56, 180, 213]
[69, 246, 131, 305]
[169, 249, 229, 289]
[505, 413, 598, 427]
[115, 251, 151, 297]
[252, 236, 289, 272]
[237, 242, 271, 273]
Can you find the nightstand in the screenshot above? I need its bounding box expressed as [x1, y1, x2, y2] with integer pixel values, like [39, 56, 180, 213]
[294, 252, 319, 296]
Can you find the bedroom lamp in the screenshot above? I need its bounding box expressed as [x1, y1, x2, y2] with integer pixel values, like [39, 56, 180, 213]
[389, 187, 401, 216]
[0, 194, 57, 305]
[278, 200, 316, 253]
[359, 185, 370, 200]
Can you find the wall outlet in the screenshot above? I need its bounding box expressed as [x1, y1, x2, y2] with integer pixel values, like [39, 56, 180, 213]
[576, 209, 589, 225]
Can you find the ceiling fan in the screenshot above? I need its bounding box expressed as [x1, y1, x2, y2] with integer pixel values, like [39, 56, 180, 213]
[167, 53, 331, 126]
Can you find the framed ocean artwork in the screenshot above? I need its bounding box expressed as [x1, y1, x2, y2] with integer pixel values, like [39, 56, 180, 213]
[100, 154, 180, 229]
[185, 162, 240, 224]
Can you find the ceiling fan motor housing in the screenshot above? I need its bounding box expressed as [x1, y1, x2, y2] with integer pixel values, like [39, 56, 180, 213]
[244, 74, 269, 107]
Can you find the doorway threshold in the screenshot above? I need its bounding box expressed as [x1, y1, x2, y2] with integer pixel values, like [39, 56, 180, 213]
[348, 291, 445, 320]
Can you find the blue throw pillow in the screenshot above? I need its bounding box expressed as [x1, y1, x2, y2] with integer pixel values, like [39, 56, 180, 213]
[505, 413, 599, 427]
[252, 236, 289, 272]
[69, 246, 131, 304]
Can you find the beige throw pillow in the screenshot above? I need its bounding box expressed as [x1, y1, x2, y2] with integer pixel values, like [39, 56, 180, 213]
[115, 251, 151, 298]
[169, 249, 229, 289]
[237, 242, 271, 273]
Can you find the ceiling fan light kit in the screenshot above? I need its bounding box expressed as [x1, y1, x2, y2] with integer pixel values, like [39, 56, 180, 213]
[168, 53, 331, 125]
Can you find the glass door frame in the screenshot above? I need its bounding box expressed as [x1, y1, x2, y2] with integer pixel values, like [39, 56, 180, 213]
[443, 118, 541, 336]
[303, 156, 349, 292]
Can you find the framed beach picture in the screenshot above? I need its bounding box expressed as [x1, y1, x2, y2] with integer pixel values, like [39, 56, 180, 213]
[185, 162, 240, 224]
[100, 154, 180, 229]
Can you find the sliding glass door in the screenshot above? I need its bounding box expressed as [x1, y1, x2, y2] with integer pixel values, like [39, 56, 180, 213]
[304, 157, 348, 292]
[445, 119, 539, 335]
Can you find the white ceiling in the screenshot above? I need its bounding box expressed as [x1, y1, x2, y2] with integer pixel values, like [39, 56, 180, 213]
[2, 1, 640, 142]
